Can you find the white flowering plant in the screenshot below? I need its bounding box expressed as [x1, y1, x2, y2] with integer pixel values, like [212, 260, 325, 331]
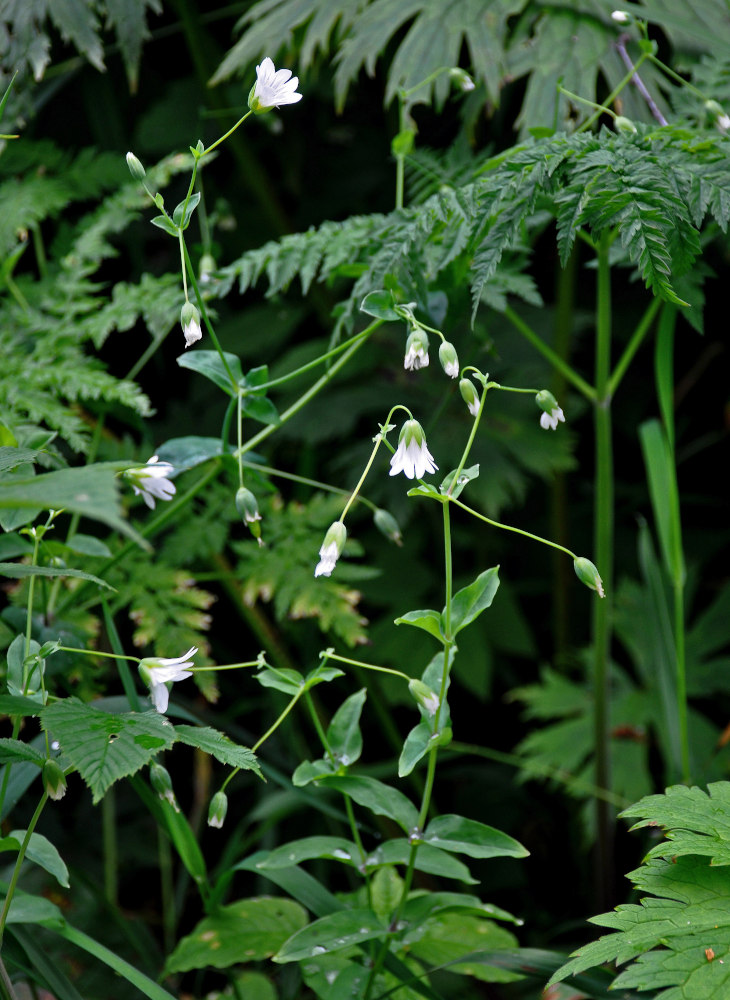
[1, 7, 729, 1000]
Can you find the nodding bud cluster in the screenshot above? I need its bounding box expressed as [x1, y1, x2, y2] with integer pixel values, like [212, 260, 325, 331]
[43, 759, 67, 801]
[181, 301, 202, 348]
[125, 151, 146, 181]
[408, 678, 440, 716]
[438, 341, 459, 379]
[314, 521, 347, 578]
[574, 557, 605, 598]
[208, 790, 229, 829]
[150, 762, 179, 811]
[374, 508, 402, 546]
[535, 389, 565, 431]
[235, 487, 263, 544]
[459, 377, 481, 417]
[404, 329, 430, 371]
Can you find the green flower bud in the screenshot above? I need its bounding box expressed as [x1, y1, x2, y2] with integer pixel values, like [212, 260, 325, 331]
[408, 678, 440, 717]
[438, 341, 459, 379]
[373, 508, 402, 546]
[459, 377, 480, 417]
[448, 67, 475, 92]
[314, 521, 347, 578]
[181, 301, 202, 348]
[125, 151, 146, 181]
[574, 557, 605, 598]
[208, 790, 228, 829]
[614, 116, 637, 134]
[150, 762, 179, 810]
[235, 486, 263, 543]
[43, 759, 67, 801]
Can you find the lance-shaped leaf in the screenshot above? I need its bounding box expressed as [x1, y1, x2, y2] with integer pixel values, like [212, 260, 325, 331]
[421, 815, 528, 860]
[274, 908, 387, 963]
[394, 609, 444, 643]
[255, 836, 360, 869]
[326, 688, 367, 767]
[0, 831, 69, 888]
[444, 567, 500, 637]
[316, 775, 419, 832]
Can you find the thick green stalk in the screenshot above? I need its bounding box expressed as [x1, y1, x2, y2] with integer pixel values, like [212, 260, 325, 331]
[593, 232, 615, 906]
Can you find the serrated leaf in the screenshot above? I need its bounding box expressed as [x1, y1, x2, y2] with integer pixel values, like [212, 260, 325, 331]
[173, 725, 261, 777]
[40, 700, 175, 803]
[274, 908, 387, 963]
[165, 897, 308, 974]
[0, 739, 45, 766]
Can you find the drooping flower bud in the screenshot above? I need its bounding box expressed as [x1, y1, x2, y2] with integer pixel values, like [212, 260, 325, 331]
[208, 790, 229, 829]
[43, 759, 67, 801]
[403, 329, 430, 371]
[459, 377, 481, 417]
[125, 151, 146, 181]
[408, 679, 440, 716]
[314, 522, 347, 578]
[438, 341, 459, 379]
[374, 508, 402, 546]
[448, 67, 475, 92]
[389, 420, 438, 480]
[614, 116, 637, 134]
[535, 390, 565, 431]
[181, 301, 202, 348]
[235, 486, 263, 543]
[611, 9, 630, 23]
[150, 762, 179, 811]
[574, 557, 605, 598]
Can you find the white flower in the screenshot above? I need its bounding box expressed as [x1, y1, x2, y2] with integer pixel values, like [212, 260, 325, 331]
[611, 10, 629, 23]
[314, 521, 347, 578]
[139, 647, 197, 713]
[540, 407, 565, 431]
[718, 113, 730, 132]
[181, 301, 202, 348]
[249, 57, 302, 113]
[128, 455, 176, 509]
[404, 329, 429, 371]
[389, 419, 438, 480]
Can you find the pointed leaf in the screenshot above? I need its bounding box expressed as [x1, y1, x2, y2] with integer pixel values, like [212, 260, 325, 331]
[394, 609, 444, 642]
[399, 721, 434, 777]
[447, 567, 500, 636]
[326, 689, 367, 767]
[274, 908, 387, 963]
[316, 775, 419, 832]
[0, 830, 70, 888]
[360, 290, 399, 320]
[255, 837, 359, 870]
[422, 815, 528, 860]
[176, 350, 243, 396]
[173, 725, 261, 777]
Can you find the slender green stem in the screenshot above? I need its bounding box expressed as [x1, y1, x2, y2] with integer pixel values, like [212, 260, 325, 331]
[448, 497, 578, 560]
[442, 505, 453, 640]
[445, 385, 487, 498]
[577, 50, 650, 133]
[0, 956, 17, 1000]
[320, 650, 410, 684]
[503, 305, 595, 401]
[674, 580, 689, 782]
[253, 326, 374, 393]
[242, 461, 379, 512]
[182, 239, 238, 393]
[608, 296, 661, 396]
[252, 691, 304, 753]
[593, 231, 615, 907]
[158, 827, 176, 955]
[202, 109, 253, 157]
[395, 95, 407, 210]
[0, 792, 49, 945]
[340, 435, 386, 522]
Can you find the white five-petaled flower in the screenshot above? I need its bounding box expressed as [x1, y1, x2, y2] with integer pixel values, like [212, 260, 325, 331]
[540, 407, 565, 431]
[139, 647, 198, 713]
[314, 521, 347, 578]
[249, 57, 302, 113]
[403, 329, 430, 371]
[128, 456, 176, 509]
[389, 419, 438, 480]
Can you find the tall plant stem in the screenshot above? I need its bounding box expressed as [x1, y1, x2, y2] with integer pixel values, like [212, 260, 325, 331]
[0, 793, 48, 946]
[593, 232, 615, 907]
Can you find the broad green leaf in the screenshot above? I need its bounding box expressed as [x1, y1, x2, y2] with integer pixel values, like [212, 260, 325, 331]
[360, 290, 399, 320]
[440, 464, 479, 500]
[242, 394, 280, 426]
[6, 636, 44, 702]
[367, 839, 477, 884]
[407, 912, 520, 983]
[398, 720, 433, 777]
[421, 815, 528, 860]
[371, 866, 404, 922]
[326, 688, 366, 767]
[0, 830, 70, 888]
[173, 725, 261, 777]
[304, 664, 345, 689]
[177, 350, 243, 396]
[0, 562, 113, 590]
[255, 837, 359, 869]
[0, 739, 45, 766]
[316, 775, 419, 832]
[0, 446, 41, 473]
[40, 699, 175, 803]
[292, 758, 336, 786]
[394, 609, 444, 642]
[0, 532, 33, 560]
[274, 908, 386, 963]
[622, 782, 730, 866]
[256, 666, 304, 695]
[446, 567, 500, 636]
[0, 463, 145, 546]
[165, 897, 307, 973]
[401, 892, 519, 927]
[155, 435, 223, 473]
[0, 889, 64, 928]
[65, 533, 112, 558]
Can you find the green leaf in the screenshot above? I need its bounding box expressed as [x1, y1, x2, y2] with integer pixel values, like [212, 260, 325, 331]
[6, 635, 44, 703]
[40, 700, 175, 803]
[64, 533, 112, 558]
[292, 758, 336, 786]
[176, 350, 243, 396]
[316, 775, 419, 832]
[394, 608, 444, 642]
[421, 815, 528, 859]
[360, 289, 399, 320]
[621, 782, 730, 866]
[165, 897, 308, 973]
[150, 214, 179, 237]
[0, 695, 44, 717]
[159, 797, 208, 885]
[398, 720, 433, 777]
[255, 837, 359, 869]
[172, 192, 200, 229]
[0, 830, 70, 888]
[439, 464, 479, 500]
[446, 567, 500, 636]
[0, 562, 114, 590]
[0, 890, 65, 928]
[155, 435, 223, 473]
[326, 688, 366, 767]
[371, 866, 404, 922]
[274, 908, 387, 963]
[408, 912, 520, 984]
[0, 463, 145, 547]
[0, 739, 45, 766]
[242, 394, 280, 426]
[401, 892, 519, 927]
[367, 839, 477, 884]
[256, 666, 304, 695]
[304, 663, 345, 689]
[173, 725, 261, 777]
